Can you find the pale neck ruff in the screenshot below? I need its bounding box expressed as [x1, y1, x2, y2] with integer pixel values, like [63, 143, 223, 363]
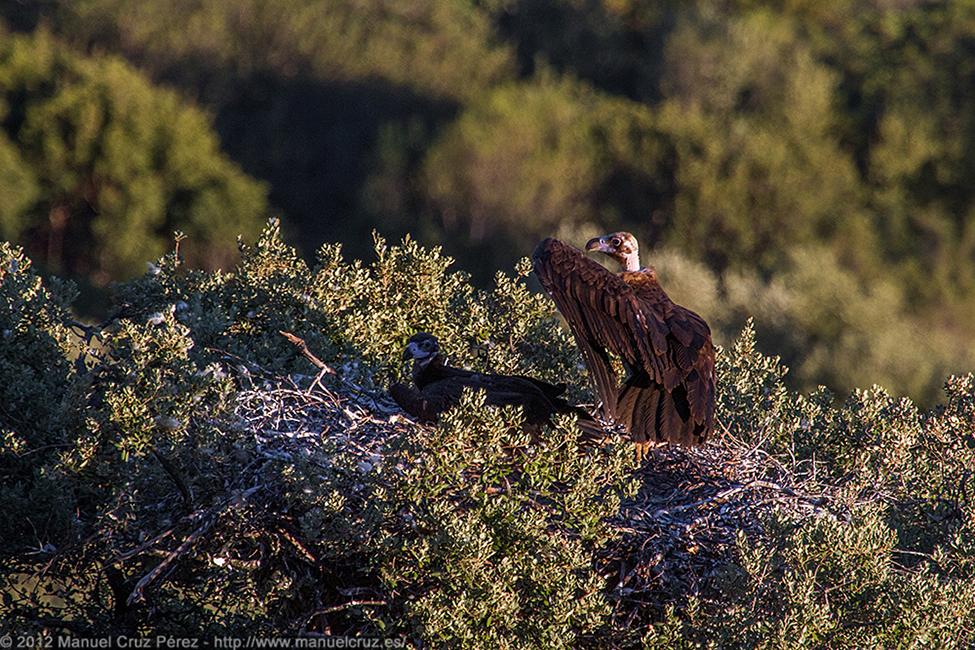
[621, 254, 641, 272]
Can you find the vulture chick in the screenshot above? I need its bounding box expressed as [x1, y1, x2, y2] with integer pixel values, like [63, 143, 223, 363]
[389, 332, 593, 432]
[533, 232, 715, 461]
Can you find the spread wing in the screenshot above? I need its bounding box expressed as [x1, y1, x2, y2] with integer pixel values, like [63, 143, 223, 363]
[428, 358, 566, 400]
[533, 239, 622, 419]
[462, 374, 557, 424]
[532, 238, 714, 431]
[393, 374, 558, 425]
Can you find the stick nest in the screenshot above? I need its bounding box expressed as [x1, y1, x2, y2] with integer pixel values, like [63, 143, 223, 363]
[232, 353, 852, 629]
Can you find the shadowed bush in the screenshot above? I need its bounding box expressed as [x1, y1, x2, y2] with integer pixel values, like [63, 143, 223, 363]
[1, 225, 975, 647]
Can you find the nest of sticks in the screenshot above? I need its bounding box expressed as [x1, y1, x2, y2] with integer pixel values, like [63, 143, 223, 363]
[80, 333, 851, 635]
[605, 437, 849, 628]
[15, 333, 849, 635]
[257, 333, 853, 627]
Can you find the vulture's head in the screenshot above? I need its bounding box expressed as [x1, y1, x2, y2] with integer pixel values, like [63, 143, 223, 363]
[402, 332, 441, 365]
[585, 231, 641, 271]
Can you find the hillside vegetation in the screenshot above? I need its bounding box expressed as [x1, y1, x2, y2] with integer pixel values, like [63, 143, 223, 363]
[2, 224, 975, 646]
[0, 29, 268, 285]
[4, 1, 975, 403]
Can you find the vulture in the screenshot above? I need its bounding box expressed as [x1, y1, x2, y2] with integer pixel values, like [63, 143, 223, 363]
[389, 332, 594, 432]
[533, 232, 715, 460]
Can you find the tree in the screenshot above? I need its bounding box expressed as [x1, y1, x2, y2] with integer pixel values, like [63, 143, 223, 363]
[655, 10, 873, 274]
[0, 29, 268, 283]
[421, 76, 670, 271]
[28, 0, 516, 269]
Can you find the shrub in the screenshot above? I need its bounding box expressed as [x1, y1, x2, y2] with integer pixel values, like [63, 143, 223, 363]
[2, 225, 975, 647]
[0, 241, 82, 548]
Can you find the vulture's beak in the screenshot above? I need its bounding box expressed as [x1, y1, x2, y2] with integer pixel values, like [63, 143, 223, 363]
[402, 345, 414, 361]
[586, 237, 609, 253]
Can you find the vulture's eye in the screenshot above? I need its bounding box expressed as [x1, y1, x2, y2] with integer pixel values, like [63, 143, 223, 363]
[611, 237, 622, 247]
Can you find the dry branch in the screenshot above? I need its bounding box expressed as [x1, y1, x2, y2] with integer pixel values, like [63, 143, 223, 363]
[279, 330, 336, 374]
[126, 485, 264, 605]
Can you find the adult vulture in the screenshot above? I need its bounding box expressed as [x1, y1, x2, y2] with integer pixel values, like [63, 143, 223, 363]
[389, 332, 595, 432]
[533, 232, 715, 460]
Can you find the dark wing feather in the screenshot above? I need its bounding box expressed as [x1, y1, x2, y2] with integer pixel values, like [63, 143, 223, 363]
[389, 383, 444, 421]
[533, 240, 674, 383]
[396, 357, 600, 431]
[462, 373, 562, 425]
[532, 239, 675, 398]
[533, 239, 621, 418]
[533, 238, 716, 440]
[660, 304, 715, 431]
[522, 377, 567, 400]
[617, 377, 709, 446]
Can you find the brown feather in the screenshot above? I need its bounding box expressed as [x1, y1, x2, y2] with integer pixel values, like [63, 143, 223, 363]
[389, 383, 442, 422]
[391, 335, 598, 432]
[532, 237, 716, 448]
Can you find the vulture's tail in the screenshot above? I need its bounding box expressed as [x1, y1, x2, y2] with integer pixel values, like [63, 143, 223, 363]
[617, 382, 705, 448]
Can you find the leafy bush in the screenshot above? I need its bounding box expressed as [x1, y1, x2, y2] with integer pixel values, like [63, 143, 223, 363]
[12, 0, 975, 407]
[0, 241, 82, 547]
[0, 28, 268, 282]
[376, 393, 634, 647]
[2, 225, 975, 647]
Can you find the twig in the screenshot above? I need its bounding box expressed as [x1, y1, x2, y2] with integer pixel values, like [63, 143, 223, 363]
[67, 317, 112, 342]
[309, 600, 386, 617]
[113, 526, 177, 563]
[648, 484, 749, 517]
[19, 615, 94, 634]
[127, 514, 216, 605]
[302, 598, 387, 634]
[126, 485, 263, 605]
[279, 331, 336, 376]
[277, 525, 319, 565]
[151, 448, 194, 510]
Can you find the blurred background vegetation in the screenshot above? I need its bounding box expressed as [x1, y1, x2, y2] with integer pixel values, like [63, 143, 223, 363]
[2, 0, 975, 404]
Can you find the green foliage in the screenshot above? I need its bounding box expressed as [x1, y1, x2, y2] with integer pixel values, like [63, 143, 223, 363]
[115, 219, 586, 392]
[422, 76, 666, 259]
[651, 244, 975, 406]
[8, 2, 975, 643]
[55, 0, 512, 103]
[377, 392, 634, 646]
[2, 227, 975, 646]
[0, 242, 81, 546]
[649, 505, 975, 648]
[0, 226, 622, 641]
[22, 0, 515, 284]
[694, 324, 975, 646]
[0, 133, 39, 238]
[658, 10, 872, 274]
[0, 28, 267, 282]
[645, 318, 975, 648]
[11, 0, 975, 404]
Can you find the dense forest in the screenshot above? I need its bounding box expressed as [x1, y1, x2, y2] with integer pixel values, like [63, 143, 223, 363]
[3, 0, 975, 404]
